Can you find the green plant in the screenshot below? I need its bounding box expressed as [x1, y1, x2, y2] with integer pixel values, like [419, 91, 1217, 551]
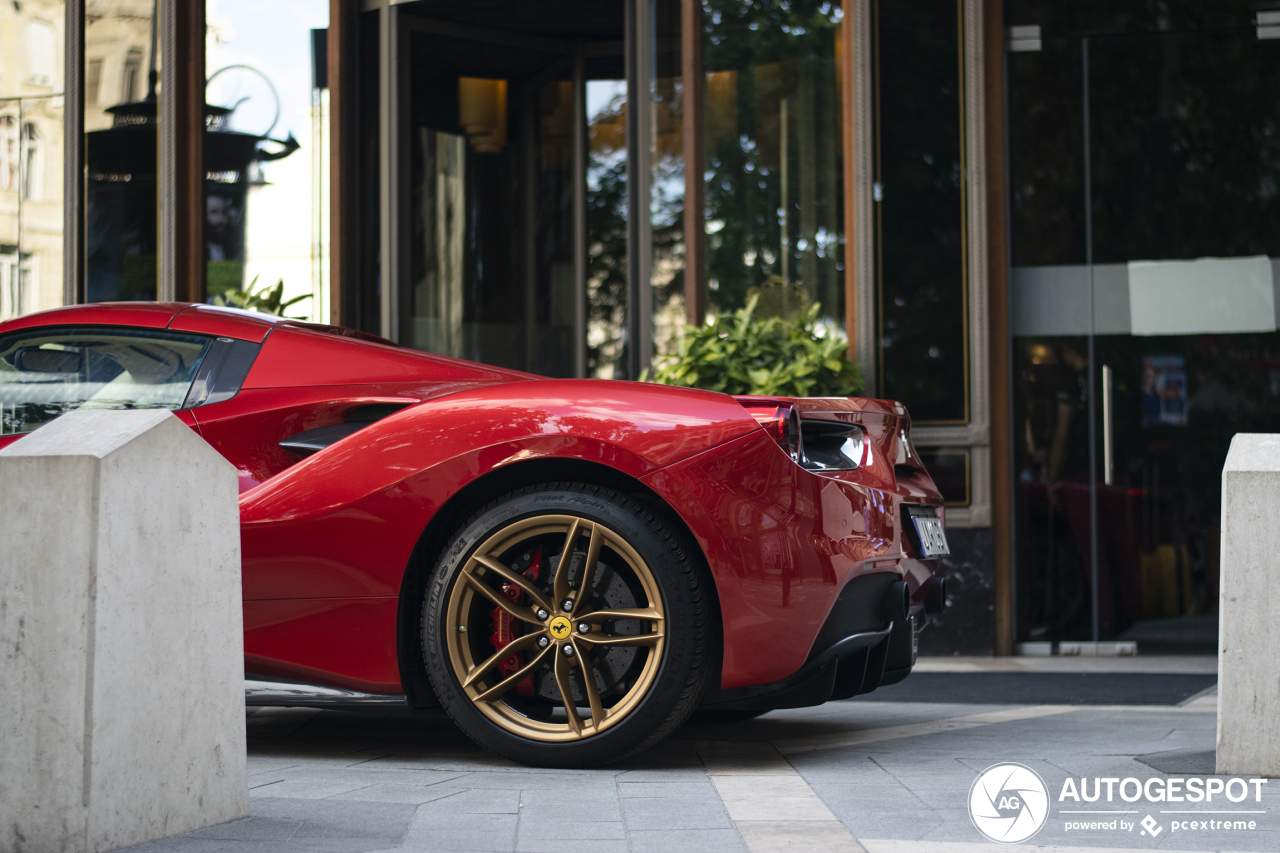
[212, 276, 311, 319]
[646, 294, 864, 398]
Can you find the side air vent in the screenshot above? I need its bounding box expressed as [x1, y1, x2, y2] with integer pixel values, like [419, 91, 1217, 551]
[280, 403, 411, 457]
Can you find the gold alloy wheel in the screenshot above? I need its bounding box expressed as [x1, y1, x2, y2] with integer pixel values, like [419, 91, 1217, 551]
[444, 514, 666, 742]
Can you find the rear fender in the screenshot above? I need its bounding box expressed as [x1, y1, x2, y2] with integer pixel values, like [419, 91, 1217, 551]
[642, 429, 902, 690]
[238, 381, 759, 599]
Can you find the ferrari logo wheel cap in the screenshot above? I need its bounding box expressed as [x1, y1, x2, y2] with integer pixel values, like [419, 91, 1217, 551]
[548, 616, 572, 640]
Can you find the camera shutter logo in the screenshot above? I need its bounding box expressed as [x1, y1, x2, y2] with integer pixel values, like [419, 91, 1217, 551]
[968, 763, 1050, 843]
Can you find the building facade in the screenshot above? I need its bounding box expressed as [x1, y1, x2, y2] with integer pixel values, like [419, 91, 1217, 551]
[20, 0, 1280, 656]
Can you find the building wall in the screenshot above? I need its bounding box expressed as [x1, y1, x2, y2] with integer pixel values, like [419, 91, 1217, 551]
[0, 0, 67, 320]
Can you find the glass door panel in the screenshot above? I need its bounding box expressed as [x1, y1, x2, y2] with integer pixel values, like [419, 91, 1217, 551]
[1009, 4, 1280, 650]
[1088, 24, 1280, 650]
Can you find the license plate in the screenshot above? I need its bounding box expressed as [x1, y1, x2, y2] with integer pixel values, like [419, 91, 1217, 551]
[912, 515, 950, 557]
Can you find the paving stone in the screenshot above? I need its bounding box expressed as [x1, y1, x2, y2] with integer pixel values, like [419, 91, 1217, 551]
[517, 801, 623, 822]
[248, 779, 371, 800]
[185, 816, 302, 842]
[246, 774, 291, 791]
[400, 811, 517, 852]
[519, 786, 621, 806]
[422, 770, 609, 790]
[327, 784, 467, 805]
[399, 830, 516, 853]
[127, 840, 368, 853]
[712, 775, 838, 822]
[358, 754, 515, 773]
[622, 795, 734, 830]
[516, 819, 627, 840]
[415, 788, 521, 816]
[736, 820, 866, 852]
[264, 799, 417, 843]
[613, 765, 714, 781]
[628, 828, 748, 853]
[515, 840, 630, 853]
[618, 780, 719, 798]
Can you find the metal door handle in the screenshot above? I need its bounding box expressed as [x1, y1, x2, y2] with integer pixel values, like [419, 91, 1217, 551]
[1102, 364, 1113, 486]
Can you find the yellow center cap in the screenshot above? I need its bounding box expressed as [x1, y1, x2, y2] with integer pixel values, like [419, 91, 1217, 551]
[548, 616, 573, 640]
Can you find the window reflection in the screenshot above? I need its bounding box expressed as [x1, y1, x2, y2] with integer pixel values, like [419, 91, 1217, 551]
[405, 26, 578, 376]
[650, 0, 686, 363]
[587, 79, 627, 377]
[701, 0, 845, 324]
[0, 1, 66, 320]
[875, 0, 966, 423]
[85, 2, 157, 303]
[205, 0, 326, 313]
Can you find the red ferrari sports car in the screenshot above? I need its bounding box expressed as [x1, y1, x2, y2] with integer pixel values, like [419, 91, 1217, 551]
[0, 303, 949, 766]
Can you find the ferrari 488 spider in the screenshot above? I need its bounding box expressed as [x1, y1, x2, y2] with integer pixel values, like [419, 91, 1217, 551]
[0, 303, 950, 766]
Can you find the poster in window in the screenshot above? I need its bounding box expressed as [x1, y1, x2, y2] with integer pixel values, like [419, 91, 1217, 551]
[1141, 355, 1187, 427]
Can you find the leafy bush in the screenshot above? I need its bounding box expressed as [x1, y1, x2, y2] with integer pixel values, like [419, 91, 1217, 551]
[646, 294, 864, 398]
[212, 276, 311, 319]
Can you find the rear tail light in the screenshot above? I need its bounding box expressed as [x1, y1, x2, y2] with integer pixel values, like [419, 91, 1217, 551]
[747, 403, 803, 463]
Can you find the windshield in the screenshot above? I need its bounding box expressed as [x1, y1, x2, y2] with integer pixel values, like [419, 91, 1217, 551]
[0, 327, 213, 437]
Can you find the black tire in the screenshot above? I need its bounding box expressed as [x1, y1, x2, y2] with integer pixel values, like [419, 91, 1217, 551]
[422, 482, 712, 767]
[687, 709, 770, 725]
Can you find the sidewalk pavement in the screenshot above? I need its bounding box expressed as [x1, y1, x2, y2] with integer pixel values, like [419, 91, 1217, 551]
[124, 656, 1277, 853]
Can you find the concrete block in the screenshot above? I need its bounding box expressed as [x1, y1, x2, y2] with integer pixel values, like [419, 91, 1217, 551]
[1217, 434, 1280, 776]
[0, 410, 248, 852]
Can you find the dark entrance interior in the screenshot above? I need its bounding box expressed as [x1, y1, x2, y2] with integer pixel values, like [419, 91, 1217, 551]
[1009, 1, 1280, 652]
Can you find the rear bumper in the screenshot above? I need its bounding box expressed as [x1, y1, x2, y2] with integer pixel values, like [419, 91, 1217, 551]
[699, 571, 925, 711]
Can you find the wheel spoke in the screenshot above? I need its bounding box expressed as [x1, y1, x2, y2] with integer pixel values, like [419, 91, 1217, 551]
[553, 651, 583, 735]
[463, 631, 545, 689]
[473, 644, 554, 702]
[572, 639, 606, 727]
[569, 524, 605, 618]
[577, 632, 663, 648]
[463, 574, 543, 625]
[583, 607, 664, 624]
[552, 518, 583, 609]
[472, 554, 552, 613]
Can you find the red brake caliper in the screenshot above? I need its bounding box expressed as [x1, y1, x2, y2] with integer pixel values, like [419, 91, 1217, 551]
[490, 548, 541, 696]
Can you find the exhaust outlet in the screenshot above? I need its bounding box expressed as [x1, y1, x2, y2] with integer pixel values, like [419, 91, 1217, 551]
[924, 577, 947, 614]
[881, 580, 911, 624]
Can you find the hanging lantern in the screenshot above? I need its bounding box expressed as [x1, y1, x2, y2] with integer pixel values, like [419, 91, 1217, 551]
[86, 90, 299, 303]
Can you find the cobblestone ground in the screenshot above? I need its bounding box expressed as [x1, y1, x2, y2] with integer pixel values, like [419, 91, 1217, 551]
[124, 657, 1277, 853]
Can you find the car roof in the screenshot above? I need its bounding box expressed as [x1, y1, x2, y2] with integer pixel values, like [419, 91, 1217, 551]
[0, 302, 540, 385]
[0, 302, 366, 346]
[0, 302, 197, 334]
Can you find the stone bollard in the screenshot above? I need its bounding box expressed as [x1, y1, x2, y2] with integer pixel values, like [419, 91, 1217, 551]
[0, 410, 248, 852]
[1217, 434, 1280, 777]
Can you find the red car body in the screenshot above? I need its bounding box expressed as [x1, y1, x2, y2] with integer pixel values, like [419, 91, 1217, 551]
[0, 303, 947, 708]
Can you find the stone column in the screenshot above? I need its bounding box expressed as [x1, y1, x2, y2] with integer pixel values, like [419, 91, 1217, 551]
[1217, 433, 1280, 776]
[0, 410, 248, 852]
